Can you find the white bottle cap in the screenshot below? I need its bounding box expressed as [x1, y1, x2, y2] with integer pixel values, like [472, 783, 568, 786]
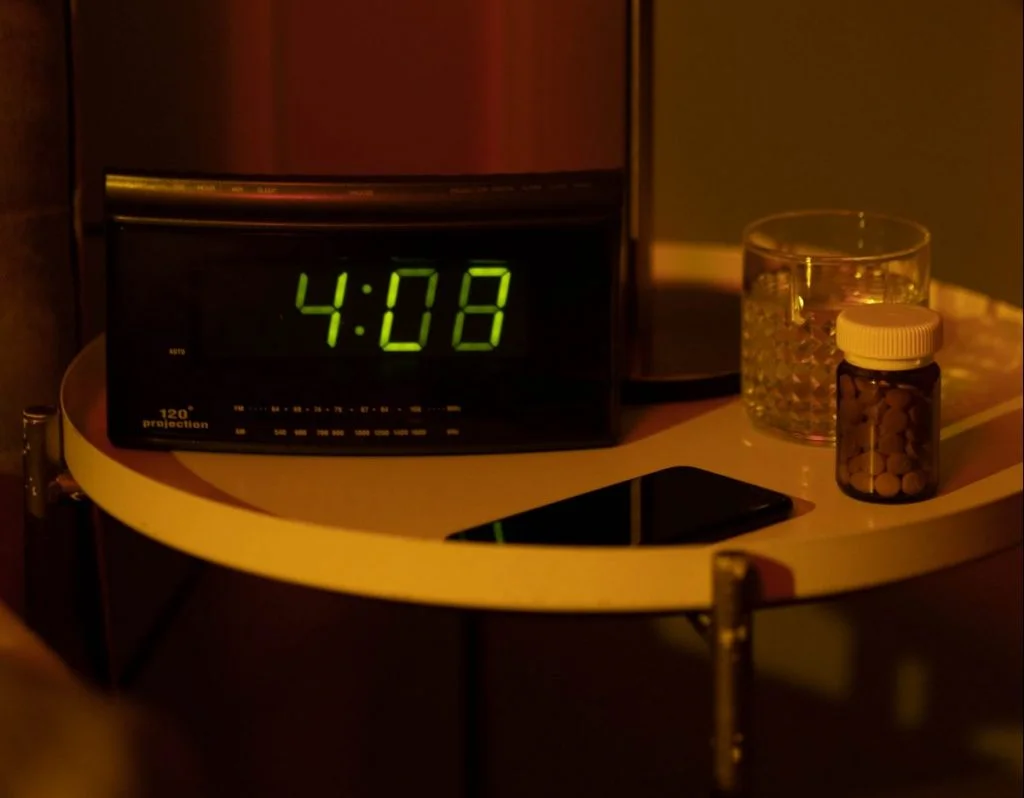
[836, 304, 943, 370]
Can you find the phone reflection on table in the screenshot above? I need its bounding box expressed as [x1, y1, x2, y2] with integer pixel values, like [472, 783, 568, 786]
[446, 466, 793, 547]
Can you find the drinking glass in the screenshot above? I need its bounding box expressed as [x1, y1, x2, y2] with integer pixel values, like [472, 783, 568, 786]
[741, 210, 931, 444]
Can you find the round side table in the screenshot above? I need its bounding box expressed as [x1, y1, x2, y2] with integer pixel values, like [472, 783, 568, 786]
[51, 246, 1024, 797]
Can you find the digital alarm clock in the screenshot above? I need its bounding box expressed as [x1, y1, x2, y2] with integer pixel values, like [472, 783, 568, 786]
[105, 171, 623, 454]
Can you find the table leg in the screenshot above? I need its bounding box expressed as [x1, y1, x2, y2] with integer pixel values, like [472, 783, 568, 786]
[23, 406, 113, 686]
[461, 611, 485, 798]
[710, 552, 757, 798]
[24, 406, 210, 691]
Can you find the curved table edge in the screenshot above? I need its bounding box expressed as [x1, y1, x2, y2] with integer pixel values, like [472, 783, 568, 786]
[63, 385, 1023, 612]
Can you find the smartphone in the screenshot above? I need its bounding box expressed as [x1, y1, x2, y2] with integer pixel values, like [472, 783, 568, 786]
[446, 466, 793, 546]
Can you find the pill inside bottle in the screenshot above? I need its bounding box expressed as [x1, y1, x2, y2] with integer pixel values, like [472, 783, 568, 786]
[834, 305, 943, 504]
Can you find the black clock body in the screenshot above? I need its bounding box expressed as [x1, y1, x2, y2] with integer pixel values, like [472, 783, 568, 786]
[105, 171, 623, 455]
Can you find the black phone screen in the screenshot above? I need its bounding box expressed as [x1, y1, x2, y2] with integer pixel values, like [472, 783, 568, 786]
[446, 466, 793, 546]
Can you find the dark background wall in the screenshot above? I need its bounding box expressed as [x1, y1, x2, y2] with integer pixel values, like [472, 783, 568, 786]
[653, 0, 1022, 306]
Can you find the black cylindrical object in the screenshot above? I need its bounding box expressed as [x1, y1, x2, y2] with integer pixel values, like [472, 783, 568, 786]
[1, 0, 80, 610]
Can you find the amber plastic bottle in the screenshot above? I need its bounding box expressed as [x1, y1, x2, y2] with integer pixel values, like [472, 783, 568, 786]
[834, 305, 943, 504]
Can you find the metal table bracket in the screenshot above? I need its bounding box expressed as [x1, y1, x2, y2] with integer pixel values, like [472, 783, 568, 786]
[23, 405, 84, 520]
[709, 551, 757, 798]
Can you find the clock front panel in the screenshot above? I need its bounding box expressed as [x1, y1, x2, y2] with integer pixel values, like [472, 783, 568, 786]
[106, 219, 621, 454]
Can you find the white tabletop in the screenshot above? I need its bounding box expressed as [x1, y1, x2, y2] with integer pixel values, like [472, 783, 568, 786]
[62, 245, 1023, 613]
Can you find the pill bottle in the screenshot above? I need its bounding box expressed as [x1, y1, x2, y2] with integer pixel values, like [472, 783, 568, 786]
[834, 304, 943, 503]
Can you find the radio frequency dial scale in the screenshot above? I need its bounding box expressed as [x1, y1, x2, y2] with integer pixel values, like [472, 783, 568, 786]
[105, 171, 624, 455]
[223, 401, 465, 444]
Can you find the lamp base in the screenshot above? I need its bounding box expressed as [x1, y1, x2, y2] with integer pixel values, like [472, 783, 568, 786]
[623, 282, 741, 404]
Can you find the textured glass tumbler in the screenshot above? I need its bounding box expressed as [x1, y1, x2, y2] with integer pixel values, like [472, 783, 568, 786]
[741, 211, 931, 444]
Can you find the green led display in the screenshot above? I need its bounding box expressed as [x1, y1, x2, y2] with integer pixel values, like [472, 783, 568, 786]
[379, 265, 439, 352]
[293, 261, 512, 352]
[452, 263, 511, 351]
[295, 271, 348, 348]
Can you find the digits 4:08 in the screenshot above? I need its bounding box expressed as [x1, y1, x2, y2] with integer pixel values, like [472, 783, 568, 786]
[295, 263, 511, 352]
